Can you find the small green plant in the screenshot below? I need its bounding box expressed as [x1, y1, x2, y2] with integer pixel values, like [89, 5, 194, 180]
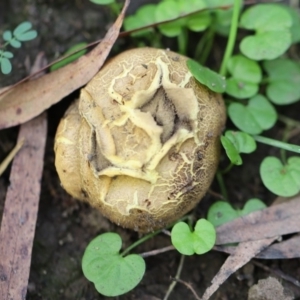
[0, 21, 37, 74]
[207, 199, 266, 227]
[82, 0, 300, 297]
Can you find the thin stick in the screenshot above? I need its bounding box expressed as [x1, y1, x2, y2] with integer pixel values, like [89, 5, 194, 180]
[171, 278, 201, 300]
[163, 255, 186, 300]
[253, 260, 300, 288]
[140, 245, 175, 258]
[0, 139, 24, 176]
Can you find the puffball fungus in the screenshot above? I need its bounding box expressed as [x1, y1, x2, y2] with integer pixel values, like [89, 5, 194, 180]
[54, 47, 226, 232]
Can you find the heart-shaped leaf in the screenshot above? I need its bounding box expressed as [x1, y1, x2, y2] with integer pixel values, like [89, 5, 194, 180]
[239, 4, 292, 60]
[225, 55, 262, 99]
[228, 94, 277, 134]
[171, 219, 216, 255]
[207, 199, 266, 227]
[225, 131, 257, 154]
[221, 135, 242, 165]
[82, 233, 145, 297]
[263, 58, 300, 105]
[260, 156, 300, 197]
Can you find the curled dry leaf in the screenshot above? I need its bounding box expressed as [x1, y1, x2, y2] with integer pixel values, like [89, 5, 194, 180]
[54, 47, 226, 232]
[0, 0, 130, 130]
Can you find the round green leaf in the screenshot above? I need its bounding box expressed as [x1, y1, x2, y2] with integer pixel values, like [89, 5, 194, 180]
[239, 4, 292, 60]
[3, 30, 12, 41]
[123, 5, 156, 37]
[221, 135, 242, 165]
[9, 39, 21, 48]
[171, 219, 216, 255]
[284, 5, 300, 43]
[16, 30, 37, 41]
[240, 4, 292, 31]
[228, 94, 277, 134]
[208, 199, 266, 227]
[260, 156, 300, 197]
[227, 55, 262, 83]
[13, 21, 33, 36]
[240, 30, 291, 61]
[186, 11, 211, 32]
[0, 57, 12, 74]
[263, 58, 300, 105]
[82, 233, 145, 297]
[241, 199, 266, 215]
[226, 77, 258, 99]
[224, 131, 257, 154]
[1, 51, 13, 59]
[207, 202, 238, 227]
[187, 59, 226, 93]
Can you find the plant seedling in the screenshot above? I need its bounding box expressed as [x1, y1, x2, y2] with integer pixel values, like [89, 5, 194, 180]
[260, 156, 300, 197]
[207, 199, 266, 227]
[239, 4, 292, 60]
[228, 94, 277, 135]
[225, 55, 262, 99]
[221, 130, 257, 165]
[171, 219, 216, 255]
[0, 21, 37, 74]
[82, 233, 145, 297]
[263, 58, 300, 105]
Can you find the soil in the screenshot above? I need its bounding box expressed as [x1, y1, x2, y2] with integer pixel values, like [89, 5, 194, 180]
[1, 1, 300, 300]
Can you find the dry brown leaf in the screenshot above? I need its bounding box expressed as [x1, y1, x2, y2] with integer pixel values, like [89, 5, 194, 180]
[201, 237, 277, 300]
[0, 113, 47, 300]
[0, 0, 130, 130]
[216, 196, 300, 245]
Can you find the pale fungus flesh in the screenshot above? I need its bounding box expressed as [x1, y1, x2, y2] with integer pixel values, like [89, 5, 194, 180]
[54, 47, 226, 232]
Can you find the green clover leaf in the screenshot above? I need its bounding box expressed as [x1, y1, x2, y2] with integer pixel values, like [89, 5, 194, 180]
[263, 58, 300, 105]
[228, 94, 277, 134]
[171, 219, 216, 255]
[260, 156, 300, 197]
[225, 55, 262, 99]
[221, 131, 257, 165]
[207, 199, 266, 227]
[82, 233, 145, 297]
[239, 4, 292, 60]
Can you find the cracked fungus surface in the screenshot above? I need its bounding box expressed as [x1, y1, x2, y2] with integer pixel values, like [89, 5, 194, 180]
[54, 47, 226, 232]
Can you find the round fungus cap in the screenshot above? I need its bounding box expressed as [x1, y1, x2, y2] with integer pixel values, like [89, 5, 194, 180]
[54, 47, 226, 232]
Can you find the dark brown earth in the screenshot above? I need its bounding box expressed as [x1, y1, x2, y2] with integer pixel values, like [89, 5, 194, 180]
[1, 1, 300, 299]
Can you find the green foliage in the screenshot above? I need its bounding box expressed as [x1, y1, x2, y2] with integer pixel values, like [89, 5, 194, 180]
[228, 95, 277, 135]
[50, 42, 88, 71]
[225, 55, 262, 99]
[187, 59, 226, 93]
[207, 199, 266, 227]
[89, 0, 114, 4]
[82, 233, 145, 297]
[239, 4, 292, 60]
[260, 156, 300, 197]
[0, 21, 37, 74]
[263, 58, 300, 105]
[171, 219, 216, 255]
[221, 131, 256, 165]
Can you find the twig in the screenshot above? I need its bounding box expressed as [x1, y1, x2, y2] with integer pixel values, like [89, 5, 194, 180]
[253, 260, 300, 288]
[140, 245, 175, 258]
[0, 139, 24, 176]
[170, 277, 201, 300]
[163, 255, 186, 300]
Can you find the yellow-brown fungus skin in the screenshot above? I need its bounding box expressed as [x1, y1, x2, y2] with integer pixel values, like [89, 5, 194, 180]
[54, 48, 226, 232]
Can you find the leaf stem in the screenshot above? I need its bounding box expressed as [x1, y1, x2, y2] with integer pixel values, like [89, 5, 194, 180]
[219, 0, 241, 76]
[121, 230, 161, 256]
[216, 170, 228, 201]
[253, 135, 300, 154]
